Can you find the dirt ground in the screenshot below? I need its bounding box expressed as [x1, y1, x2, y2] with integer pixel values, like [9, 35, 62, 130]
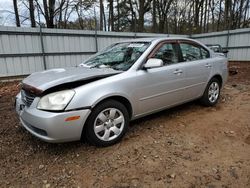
[0, 62, 249, 188]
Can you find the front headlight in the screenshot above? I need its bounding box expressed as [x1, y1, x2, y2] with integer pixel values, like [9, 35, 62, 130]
[37, 90, 75, 111]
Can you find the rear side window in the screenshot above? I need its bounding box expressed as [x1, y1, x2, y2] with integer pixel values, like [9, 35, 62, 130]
[179, 43, 210, 62]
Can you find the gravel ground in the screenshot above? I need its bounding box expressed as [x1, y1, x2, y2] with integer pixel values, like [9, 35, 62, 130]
[0, 62, 250, 188]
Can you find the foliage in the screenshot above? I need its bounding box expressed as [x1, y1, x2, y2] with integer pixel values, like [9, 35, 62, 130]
[8, 0, 250, 34]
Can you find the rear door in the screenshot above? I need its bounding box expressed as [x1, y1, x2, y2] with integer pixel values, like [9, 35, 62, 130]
[178, 40, 213, 99]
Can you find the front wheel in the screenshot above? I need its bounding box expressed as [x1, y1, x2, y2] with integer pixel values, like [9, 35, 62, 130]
[200, 78, 221, 106]
[84, 100, 129, 147]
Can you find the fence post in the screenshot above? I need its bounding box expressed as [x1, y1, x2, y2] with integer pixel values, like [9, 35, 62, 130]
[94, 7, 98, 53]
[37, 4, 46, 70]
[226, 29, 230, 50]
[39, 27, 46, 70]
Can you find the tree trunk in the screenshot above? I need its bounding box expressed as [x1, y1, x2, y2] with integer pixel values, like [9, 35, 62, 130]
[117, 0, 120, 31]
[129, 0, 136, 32]
[13, 0, 20, 27]
[58, 0, 66, 28]
[200, 0, 203, 32]
[29, 0, 36, 27]
[209, 0, 215, 31]
[188, 1, 193, 34]
[206, 3, 210, 32]
[48, 0, 55, 28]
[203, 0, 207, 32]
[243, 0, 249, 27]
[194, 0, 200, 33]
[43, 0, 49, 27]
[217, 0, 222, 31]
[138, 0, 145, 32]
[103, 5, 107, 31]
[238, 0, 244, 28]
[100, 0, 104, 30]
[109, 0, 114, 31]
[230, 0, 237, 29]
[225, 0, 231, 30]
[63, 0, 69, 28]
[152, 0, 157, 32]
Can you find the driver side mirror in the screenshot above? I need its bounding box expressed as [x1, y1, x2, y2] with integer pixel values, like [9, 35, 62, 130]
[144, 58, 163, 69]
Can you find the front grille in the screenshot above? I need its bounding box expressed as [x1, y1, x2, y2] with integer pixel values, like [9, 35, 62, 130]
[21, 89, 36, 107]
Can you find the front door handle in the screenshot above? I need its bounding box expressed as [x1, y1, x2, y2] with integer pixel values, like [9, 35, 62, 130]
[205, 63, 212, 68]
[173, 69, 183, 74]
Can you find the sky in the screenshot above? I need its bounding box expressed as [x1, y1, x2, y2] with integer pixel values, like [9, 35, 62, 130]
[0, 0, 15, 26]
[0, 0, 12, 9]
[0, 0, 104, 27]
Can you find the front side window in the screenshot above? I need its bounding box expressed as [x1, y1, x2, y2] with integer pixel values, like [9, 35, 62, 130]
[80, 42, 150, 71]
[180, 43, 210, 62]
[152, 43, 179, 65]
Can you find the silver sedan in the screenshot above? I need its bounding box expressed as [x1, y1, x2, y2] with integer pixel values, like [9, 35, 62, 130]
[15, 37, 228, 146]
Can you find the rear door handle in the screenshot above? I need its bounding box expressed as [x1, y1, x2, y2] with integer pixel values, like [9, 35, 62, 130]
[205, 63, 212, 68]
[173, 69, 183, 74]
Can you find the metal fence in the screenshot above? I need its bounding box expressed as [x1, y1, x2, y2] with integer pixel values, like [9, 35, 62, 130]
[0, 26, 186, 77]
[0, 26, 250, 77]
[191, 28, 250, 62]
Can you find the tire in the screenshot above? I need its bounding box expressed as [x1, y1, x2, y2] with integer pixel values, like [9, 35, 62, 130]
[84, 99, 129, 147]
[200, 78, 221, 106]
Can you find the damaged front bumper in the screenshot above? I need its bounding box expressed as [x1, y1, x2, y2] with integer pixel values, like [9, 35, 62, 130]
[15, 92, 91, 143]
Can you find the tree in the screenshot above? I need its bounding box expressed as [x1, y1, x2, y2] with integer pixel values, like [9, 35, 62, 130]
[116, 0, 120, 31]
[113, 0, 131, 31]
[156, 0, 174, 33]
[151, 0, 157, 32]
[137, 0, 152, 32]
[8, 0, 250, 33]
[100, 0, 104, 30]
[108, 0, 114, 31]
[13, 0, 20, 27]
[29, 0, 36, 27]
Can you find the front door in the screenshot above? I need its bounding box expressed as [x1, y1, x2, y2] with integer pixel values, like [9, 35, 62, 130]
[134, 41, 188, 117]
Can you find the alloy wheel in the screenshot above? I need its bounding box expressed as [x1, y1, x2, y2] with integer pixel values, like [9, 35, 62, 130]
[208, 82, 220, 103]
[94, 108, 125, 141]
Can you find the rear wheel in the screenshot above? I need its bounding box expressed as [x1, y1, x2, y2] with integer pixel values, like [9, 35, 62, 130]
[200, 78, 221, 106]
[84, 100, 129, 147]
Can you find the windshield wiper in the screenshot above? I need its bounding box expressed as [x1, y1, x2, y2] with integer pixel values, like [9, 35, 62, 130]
[110, 66, 122, 71]
[89, 64, 100, 69]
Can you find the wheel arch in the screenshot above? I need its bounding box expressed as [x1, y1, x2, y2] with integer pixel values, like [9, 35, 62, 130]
[92, 95, 133, 119]
[211, 74, 223, 87]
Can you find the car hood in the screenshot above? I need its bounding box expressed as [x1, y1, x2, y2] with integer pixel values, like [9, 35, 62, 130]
[22, 67, 121, 91]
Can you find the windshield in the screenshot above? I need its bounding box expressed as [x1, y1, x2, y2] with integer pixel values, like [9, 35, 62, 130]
[80, 42, 150, 71]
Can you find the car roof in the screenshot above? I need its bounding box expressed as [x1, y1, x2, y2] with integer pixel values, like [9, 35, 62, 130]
[119, 37, 198, 43]
[118, 37, 214, 55]
[206, 44, 221, 46]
